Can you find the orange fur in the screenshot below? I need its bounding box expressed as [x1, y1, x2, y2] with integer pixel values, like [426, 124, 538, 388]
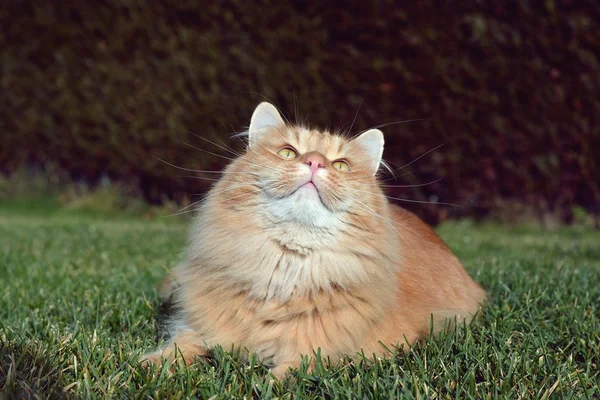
[140, 103, 486, 378]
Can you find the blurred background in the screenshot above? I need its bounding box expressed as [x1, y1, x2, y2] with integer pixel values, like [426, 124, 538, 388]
[1, 1, 598, 225]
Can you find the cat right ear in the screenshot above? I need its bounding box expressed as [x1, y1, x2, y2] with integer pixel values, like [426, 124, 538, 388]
[353, 129, 384, 175]
[248, 102, 285, 147]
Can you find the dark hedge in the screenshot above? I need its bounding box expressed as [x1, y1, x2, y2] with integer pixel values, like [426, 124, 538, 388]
[1, 1, 599, 223]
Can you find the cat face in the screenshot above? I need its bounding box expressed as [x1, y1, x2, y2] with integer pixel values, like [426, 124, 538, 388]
[215, 103, 385, 228]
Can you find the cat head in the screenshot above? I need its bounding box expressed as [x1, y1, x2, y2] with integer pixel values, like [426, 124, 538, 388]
[207, 102, 389, 232]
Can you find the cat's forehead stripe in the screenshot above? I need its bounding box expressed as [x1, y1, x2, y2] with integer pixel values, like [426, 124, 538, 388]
[285, 127, 349, 159]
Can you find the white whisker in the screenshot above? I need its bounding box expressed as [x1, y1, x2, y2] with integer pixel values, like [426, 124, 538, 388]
[175, 180, 275, 214]
[379, 177, 444, 188]
[187, 130, 244, 158]
[183, 142, 280, 173]
[343, 194, 416, 252]
[350, 188, 462, 208]
[152, 155, 224, 174]
[392, 143, 446, 172]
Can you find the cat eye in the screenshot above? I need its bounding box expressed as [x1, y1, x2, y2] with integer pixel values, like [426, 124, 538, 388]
[277, 147, 298, 159]
[332, 160, 351, 172]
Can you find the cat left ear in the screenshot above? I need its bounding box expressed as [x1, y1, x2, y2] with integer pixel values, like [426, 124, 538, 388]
[353, 129, 384, 175]
[248, 102, 285, 147]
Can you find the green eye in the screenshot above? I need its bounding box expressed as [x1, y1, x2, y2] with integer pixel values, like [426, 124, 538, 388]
[332, 160, 350, 172]
[277, 148, 298, 159]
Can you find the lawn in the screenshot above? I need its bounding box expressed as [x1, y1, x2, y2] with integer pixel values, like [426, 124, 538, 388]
[0, 200, 598, 399]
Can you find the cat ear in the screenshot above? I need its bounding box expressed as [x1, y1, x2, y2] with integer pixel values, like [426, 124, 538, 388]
[248, 102, 285, 147]
[353, 129, 384, 175]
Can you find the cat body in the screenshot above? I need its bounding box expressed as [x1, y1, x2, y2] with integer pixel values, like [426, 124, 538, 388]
[142, 103, 486, 377]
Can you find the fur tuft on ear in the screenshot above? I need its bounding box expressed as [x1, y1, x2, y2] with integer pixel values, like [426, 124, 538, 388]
[353, 129, 384, 175]
[248, 102, 285, 147]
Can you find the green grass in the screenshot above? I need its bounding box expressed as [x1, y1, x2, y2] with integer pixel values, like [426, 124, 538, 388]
[1, 200, 598, 399]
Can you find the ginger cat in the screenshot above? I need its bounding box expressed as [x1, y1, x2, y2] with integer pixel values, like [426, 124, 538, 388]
[141, 102, 486, 377]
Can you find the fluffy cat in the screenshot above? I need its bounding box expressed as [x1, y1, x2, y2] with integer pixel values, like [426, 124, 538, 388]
[141, 102, 486, 377]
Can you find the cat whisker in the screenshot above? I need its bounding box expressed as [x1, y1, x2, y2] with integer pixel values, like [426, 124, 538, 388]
[171, 185, 247, 215]
[175, 180, 276, 214]
[342, 169, 415, 184]
[178, 175, 235, 183]
[342, 213, 375, 237]
[186, 130, 244, 158]
[379, 159, 397, 178]
[216, 189, 262, 205]
[350, 188, 462, 208]
[153, 154, 273, 179]
[226, 126, 279, 168]
[345, 196, 416, 253]
[349, 196, 428, 253]
[152, 155, 227, 174]
[379, 177, 444, 188]
[378, 169, 418, 183]
[381, 194, 462, 208]
[167, 187, 259, 218]
[179, 174, 261, 183]
[183, 142, 280, 173]
[391, 143, 446, 173]
[246, 142, 282, 167]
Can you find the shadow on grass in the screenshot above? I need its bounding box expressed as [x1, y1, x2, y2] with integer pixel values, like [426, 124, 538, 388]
[0, 338, 68, 400]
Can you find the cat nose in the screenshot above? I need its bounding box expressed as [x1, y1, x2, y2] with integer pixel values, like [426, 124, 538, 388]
[304, 152, 326, 175]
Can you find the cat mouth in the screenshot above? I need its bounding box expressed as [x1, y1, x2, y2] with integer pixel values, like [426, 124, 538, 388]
[277, 178, 330, 208]
[300, 181, 317, 190]
[288, 179, 322, 200]
[295, 179, 331, 207]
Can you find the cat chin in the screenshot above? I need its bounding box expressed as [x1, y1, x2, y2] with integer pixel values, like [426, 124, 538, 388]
[265, 189, 341, 229]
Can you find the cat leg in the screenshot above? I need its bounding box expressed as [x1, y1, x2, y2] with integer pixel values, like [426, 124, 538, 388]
[140, 329, 207, 366]
[270, 361, 300, 379]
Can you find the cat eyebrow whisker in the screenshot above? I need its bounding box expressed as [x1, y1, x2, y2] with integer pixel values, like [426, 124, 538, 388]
[355, 118, 429, 137]
[345, 96, 365, 138]
[241, 91, 293, 125]
[292, 89, 299, 123]
[227, 125, 286, 168]
[379, 159, 397, 178]
[230, 127, 250, 148]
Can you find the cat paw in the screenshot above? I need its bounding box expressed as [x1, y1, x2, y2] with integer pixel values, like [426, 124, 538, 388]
[270, 363, 297, 379]
[139, 351, 166, 367]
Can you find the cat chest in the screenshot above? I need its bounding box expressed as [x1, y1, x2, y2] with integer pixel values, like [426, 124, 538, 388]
[194, 290, 378, 360]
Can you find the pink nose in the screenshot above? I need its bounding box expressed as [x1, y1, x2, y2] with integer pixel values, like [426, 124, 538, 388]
[304, 152, 326, 175]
